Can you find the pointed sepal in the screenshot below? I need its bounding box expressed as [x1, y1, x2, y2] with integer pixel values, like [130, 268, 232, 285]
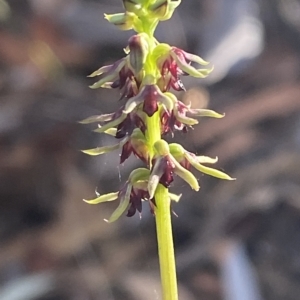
[105, 184, 132, 223]
[189, 108, 225, 119]
[169, 192, 182, 202]
[104, 12, 136, 31]
[83, 192, 119, 204]
[171, 156, 200, 191]
[81, 143, 121, 156]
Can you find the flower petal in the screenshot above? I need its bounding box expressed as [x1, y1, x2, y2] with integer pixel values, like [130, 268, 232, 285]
[122, 0, 142, 14]
[148, 157, 165, 199]
[83, 192, 119, 204]
[105, 184, 132, 223]
[196, 164, 235, 180]
[88, 65, 112, 78]
[131, 138, 149, 163]
[181, 51, 209, 66]
[185, 154, 235, 180]
[104, 12, 136, 31]
[196, 156, 218, 164]
[90, 74, 118, 89]
[169, 192, 182, 202]
[149, 0, 168, 18]
[160, 92, 175, 112]
[170, 156, 199, 191]
[94, 114, 127, 133]
[133, 180, 148, 192]
[169, 143, 185, 163]
[159, 0, 181, 21]
[120, 141, 132, 164]
[189, 108, 224, 118]
[79, 113, 115, 124]
[169, 143, 184, 155]
[89, 59, 127, 89]
[129, 168, 150, 183]
[81, 143, 120, 156]
[175, 113, 198, 126]
[123, 92, 145, 114]
[104, 128, 117, 136]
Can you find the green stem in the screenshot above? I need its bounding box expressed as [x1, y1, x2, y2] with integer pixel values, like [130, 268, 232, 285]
[145, 110, 161, 153]
[155, 184, 178, 300]
[146, 112, 178, 300]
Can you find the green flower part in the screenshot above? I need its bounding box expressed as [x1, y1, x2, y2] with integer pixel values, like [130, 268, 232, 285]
[148, 0, 168, 18]
[169, 143, 235, 180]
[160, 92, 224, 134]
[160, 0, 181, 20]
[128, 33, 149, 75]
[148, 140, 199, 198]
[94, 112, 127, 134]
[88, 58, 127, 89]
[122, 0, 142, 14]
[104, 12, 137, 30]
[124, 84, 173, 117]
[83, 191, 119, 205]
[84, 168, 150, 222]
[81, 143, 121, 156]
[82, 128, 149, 164]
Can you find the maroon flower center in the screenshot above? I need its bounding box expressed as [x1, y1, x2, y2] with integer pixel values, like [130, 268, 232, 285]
[143, 86, 159, 117]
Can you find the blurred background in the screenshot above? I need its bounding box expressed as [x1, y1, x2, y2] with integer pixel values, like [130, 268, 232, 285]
[0, 0, 300, 299]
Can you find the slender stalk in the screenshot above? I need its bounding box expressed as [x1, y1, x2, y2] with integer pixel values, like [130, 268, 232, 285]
[155, 184, 178, 300]
[146, 112, 178, 300]
[145, 110, 161, 151]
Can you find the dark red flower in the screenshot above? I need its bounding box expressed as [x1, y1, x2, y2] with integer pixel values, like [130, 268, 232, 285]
[124, 84, 172, 117]
[120, 128, 149, 164]
[116, 112, 146, 138]
[126, 187, 150, 217]
[151, 156, 175, 188]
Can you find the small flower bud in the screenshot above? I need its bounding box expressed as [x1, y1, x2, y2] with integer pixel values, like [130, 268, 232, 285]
[149, 0, 168, 18]
[154, 139, 170, 156]
[169, 143, 185, 159]
[122, 0, 142, 14]
[159, 0, 181, 21]
[169, 143, 190, 168]
[128, 33, 149, 75]
[104, 12, 136, 31]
